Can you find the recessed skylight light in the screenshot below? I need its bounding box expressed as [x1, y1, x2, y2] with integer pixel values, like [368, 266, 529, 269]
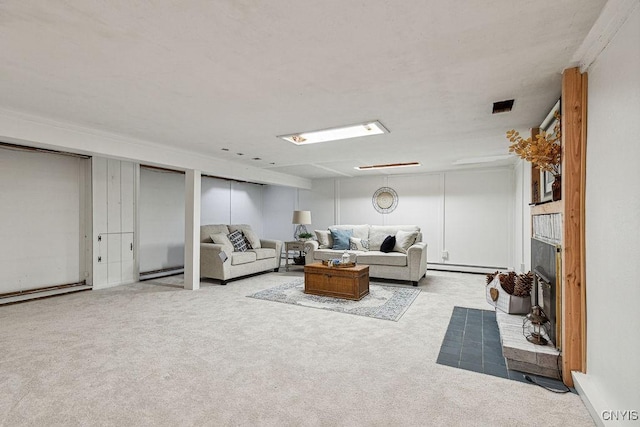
[355, 162, 420, 171]
[279, 120, 389, 145]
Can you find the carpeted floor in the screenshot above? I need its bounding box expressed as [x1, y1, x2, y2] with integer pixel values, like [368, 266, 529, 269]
[247, 278, 420, 321]
[0, 269, 594, 426]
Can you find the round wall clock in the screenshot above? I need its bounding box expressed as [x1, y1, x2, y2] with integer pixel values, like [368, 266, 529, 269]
[372, 187, 398, 213]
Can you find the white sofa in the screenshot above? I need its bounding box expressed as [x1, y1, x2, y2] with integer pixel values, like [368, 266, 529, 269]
[200, 224, 283, 285]
[304, 224, 428, 286]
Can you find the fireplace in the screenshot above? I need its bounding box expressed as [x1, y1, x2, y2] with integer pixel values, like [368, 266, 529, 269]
[531, 237, 562, 349]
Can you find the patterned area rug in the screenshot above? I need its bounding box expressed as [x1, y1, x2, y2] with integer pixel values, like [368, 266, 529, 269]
[247, 278, 420, 321]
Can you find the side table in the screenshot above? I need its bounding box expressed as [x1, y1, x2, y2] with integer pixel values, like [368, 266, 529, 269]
[284, 240, 306, 271]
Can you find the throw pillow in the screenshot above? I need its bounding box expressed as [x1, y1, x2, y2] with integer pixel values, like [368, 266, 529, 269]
[380, 235, 396, 253]
[394, 230, 418, 253]
[368, 230, 389, 251]
[228, 225, 261, 249]
[209, 233, 234, 254]
[315, 230, 333, 249]
[227, 230, 248, 252]
[330, 229, 353, 250]
[349, 237, 369, 251]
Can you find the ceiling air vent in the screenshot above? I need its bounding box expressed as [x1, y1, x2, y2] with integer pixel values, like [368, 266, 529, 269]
[492, 99, 515, 114]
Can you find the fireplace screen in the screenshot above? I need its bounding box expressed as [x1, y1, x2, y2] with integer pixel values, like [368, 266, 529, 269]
[531, 237, 562, 349]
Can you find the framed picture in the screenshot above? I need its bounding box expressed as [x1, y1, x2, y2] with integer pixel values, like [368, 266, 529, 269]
[539, 99, 561, 202]
[541, 170, 554, 202]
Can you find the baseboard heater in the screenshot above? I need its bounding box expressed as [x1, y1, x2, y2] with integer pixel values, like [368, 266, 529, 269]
[428, 263, 508, 274]
[139, 267, 184, 281]
[0, 281, 91, 305]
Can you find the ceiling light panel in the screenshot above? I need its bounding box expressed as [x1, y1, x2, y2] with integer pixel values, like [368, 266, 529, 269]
[279, 121, 389, 145]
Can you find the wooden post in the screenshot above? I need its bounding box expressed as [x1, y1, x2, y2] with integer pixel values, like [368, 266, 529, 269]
[560, 67, 587, 386]
[530, 128, 541, 204]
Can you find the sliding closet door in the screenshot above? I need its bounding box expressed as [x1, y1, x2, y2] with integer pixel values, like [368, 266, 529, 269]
[0, 147, 90, 293]
[139, 167, 185, 274]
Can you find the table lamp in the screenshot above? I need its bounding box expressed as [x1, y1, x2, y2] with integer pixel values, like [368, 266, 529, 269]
[292, 210, 312, 240]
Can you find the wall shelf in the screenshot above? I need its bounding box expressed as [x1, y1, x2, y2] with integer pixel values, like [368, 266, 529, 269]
[531, 200, 562, 215]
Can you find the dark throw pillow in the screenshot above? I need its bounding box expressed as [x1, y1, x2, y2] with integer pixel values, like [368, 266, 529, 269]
[380, 235, 396, 253]
[330, 229, 353, 250]
[227, 230, 248, 252]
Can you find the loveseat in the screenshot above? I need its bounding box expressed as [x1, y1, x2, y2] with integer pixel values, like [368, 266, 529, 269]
[200, 224, 283, 285]
[304, 224, 428, 286]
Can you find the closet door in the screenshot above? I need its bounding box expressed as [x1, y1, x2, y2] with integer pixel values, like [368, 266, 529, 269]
[0, 148, 89, 293]
[93, 157, 136, 288]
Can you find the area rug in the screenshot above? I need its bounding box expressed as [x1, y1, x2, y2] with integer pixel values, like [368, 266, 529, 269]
[247, 278, 420, 321]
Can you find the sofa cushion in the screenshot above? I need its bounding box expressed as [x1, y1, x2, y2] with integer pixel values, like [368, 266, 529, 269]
[357, 251, 408, 267]
[231, 251, 257, 265]
[394, 230, 418, 254]
[380, 235, 396, 253]
[330, 229, 353, 250]
[229, 224, 261, 249]
[329, 224, 369, 240]
[349, 237, 369, 251]
[201, 225, 230, 243]
[313, 249, 361, 261]
[209, 233, 234, 254]
[249, 248, 276, 260]
[370, 225, 420, 235]
[368, 230, 389, 251]
[228, 230, 248, 252]
[315, 230, 333, 249]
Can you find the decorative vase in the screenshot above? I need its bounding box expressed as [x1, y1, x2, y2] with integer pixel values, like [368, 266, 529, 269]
[552, 175, 562, 201]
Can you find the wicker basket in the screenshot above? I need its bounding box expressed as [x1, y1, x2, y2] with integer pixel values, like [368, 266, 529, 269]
[486, 275, 531, 314]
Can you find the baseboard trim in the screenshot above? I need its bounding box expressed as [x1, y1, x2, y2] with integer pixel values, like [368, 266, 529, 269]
[0, 284, 92, 305]
[573, 372, 605, 427]
[139, 268, 184, 281]
[428, 263, 509, 274]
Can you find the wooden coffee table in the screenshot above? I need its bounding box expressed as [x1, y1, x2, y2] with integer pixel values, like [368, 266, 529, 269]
[304, 262, 369, 300]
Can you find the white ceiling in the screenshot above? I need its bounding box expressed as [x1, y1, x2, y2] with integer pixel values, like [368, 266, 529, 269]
[0, 1, 606, 180]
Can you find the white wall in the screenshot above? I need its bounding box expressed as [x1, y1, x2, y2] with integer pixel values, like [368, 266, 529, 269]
[0, 148, 89, 292]
[513, 160, 532, 273]
[138, 175, 269, 272]
[230, 182, 264, 236]
[200, 177, 265, 234]
[201, 177, 232, 225]
[300, 167, 515, 271]
[443, 169, 513, 268]
[262, 185, 297, 241]
[139, 168, 185, 273]
[574, 3, 640, 421]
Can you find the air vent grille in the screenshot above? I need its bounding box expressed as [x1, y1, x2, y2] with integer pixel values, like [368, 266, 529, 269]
[492, 99, 515, 114]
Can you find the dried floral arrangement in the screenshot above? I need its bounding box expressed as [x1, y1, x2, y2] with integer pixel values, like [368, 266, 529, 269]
[506, 111, 562, 176]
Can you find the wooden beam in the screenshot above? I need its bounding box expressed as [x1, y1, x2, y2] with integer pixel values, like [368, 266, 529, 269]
[580, 72, 588, 371]
[530, 128, 541, 204]
[560, 67, 587, 386]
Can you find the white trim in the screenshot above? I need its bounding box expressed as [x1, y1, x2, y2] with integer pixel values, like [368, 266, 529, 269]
[428, 263, 508, 274]
[0, 285, 92, 305]
[573, 372, 605, 427]
[0, 107, 312, 190]
[571, 0, 640, 72]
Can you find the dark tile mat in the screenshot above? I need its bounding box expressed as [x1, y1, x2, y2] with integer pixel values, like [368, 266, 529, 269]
[437, 306, 573, 392]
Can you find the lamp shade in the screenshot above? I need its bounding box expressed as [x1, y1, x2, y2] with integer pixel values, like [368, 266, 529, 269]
[292, 210, 312, 225]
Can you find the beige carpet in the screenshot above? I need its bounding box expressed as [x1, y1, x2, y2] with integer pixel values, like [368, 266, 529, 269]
[0, 269, 594, 426]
